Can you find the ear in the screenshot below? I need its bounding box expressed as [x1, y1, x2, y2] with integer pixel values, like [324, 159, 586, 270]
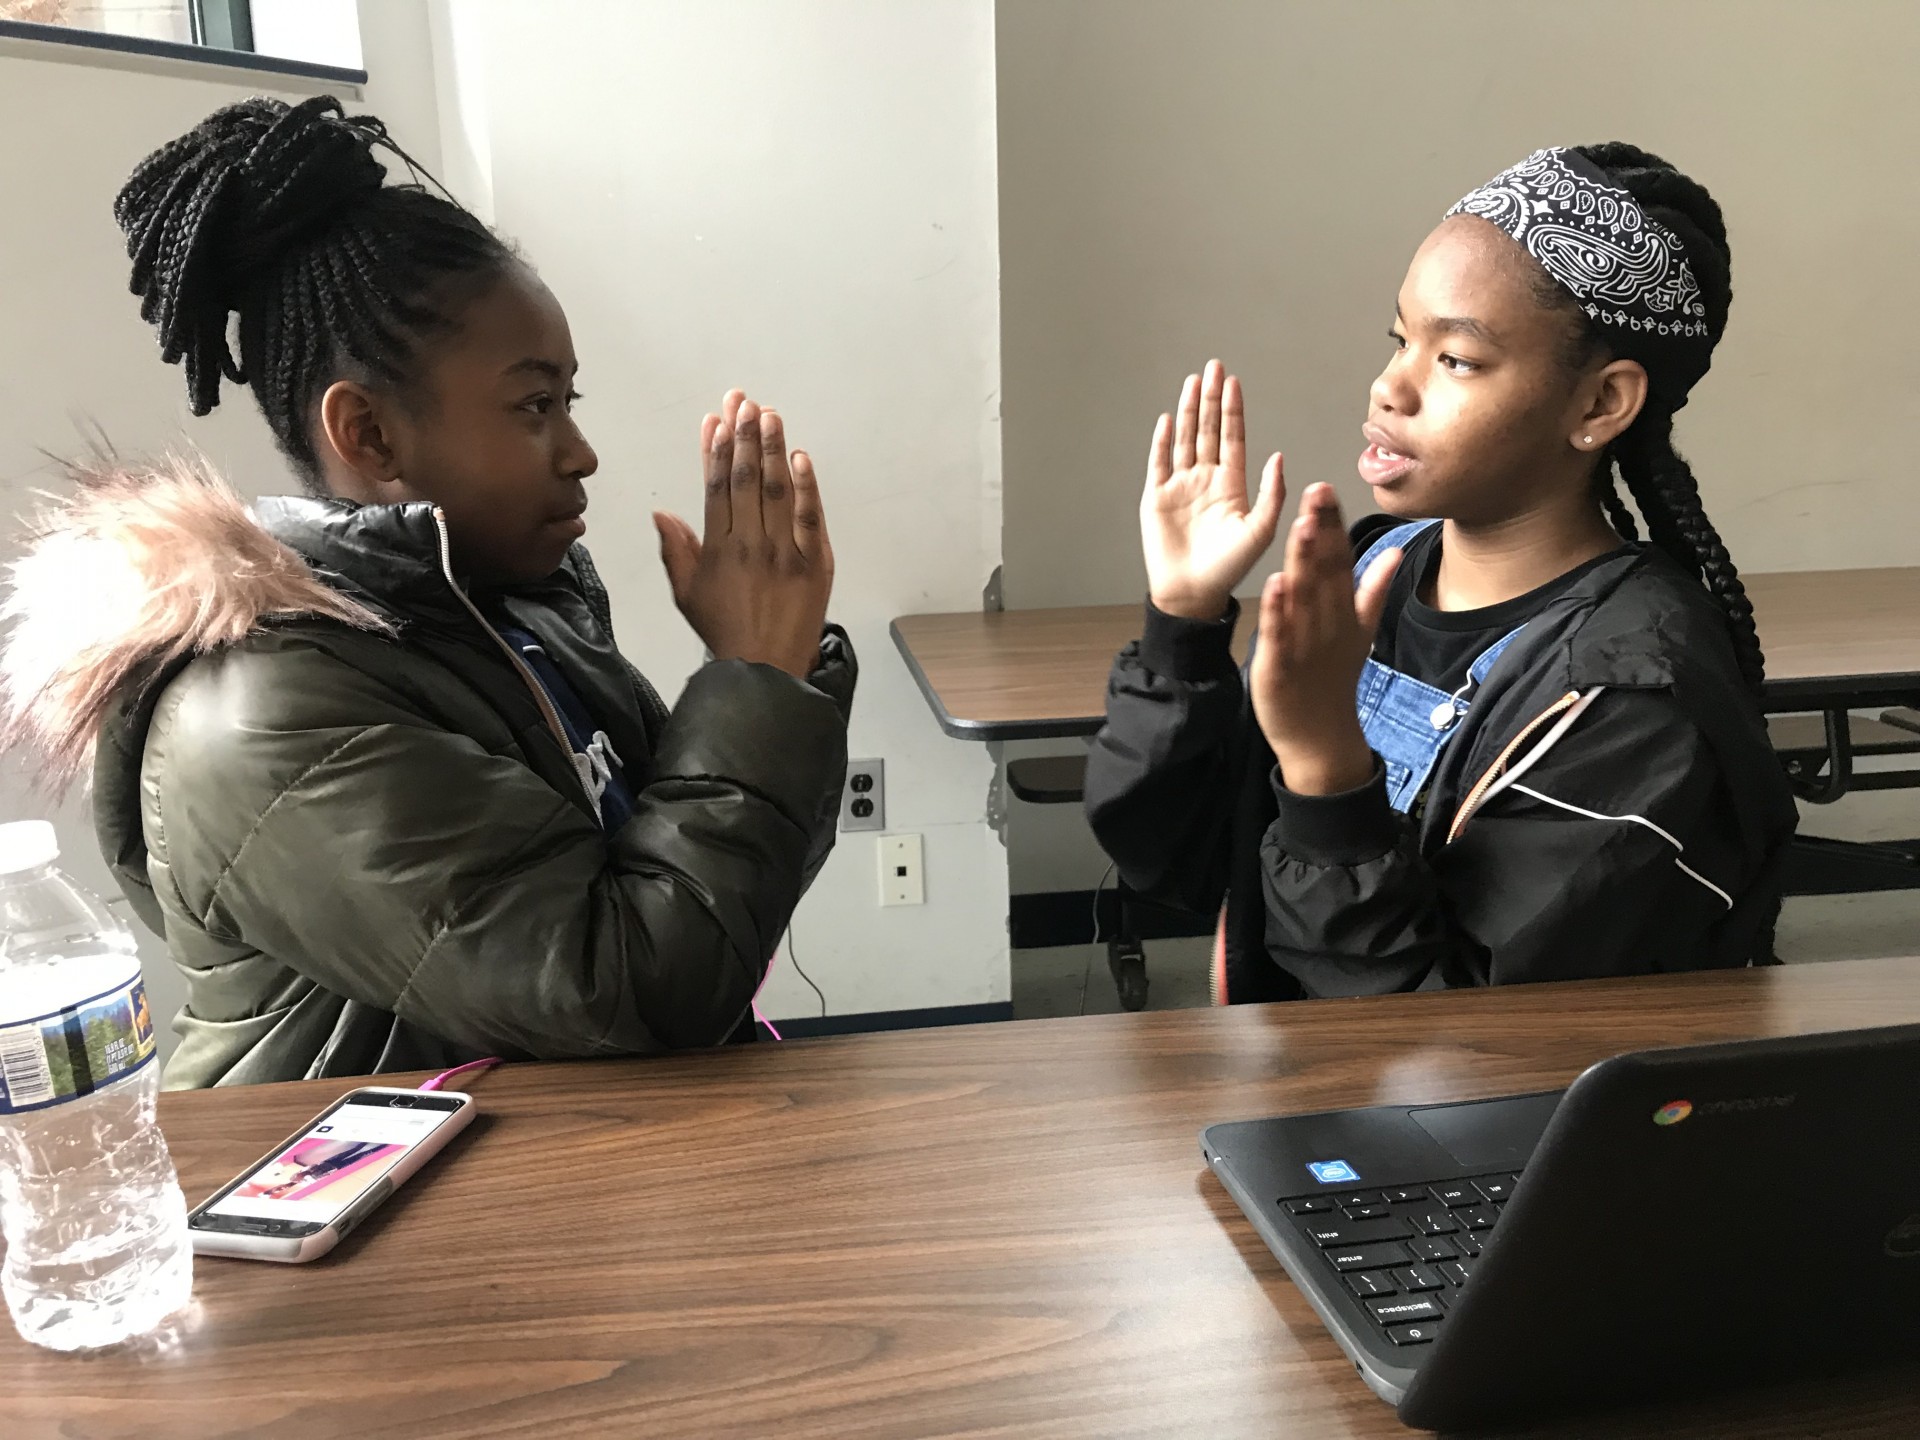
[315, 381, 409, 495]
[1570, 359, 1649, 455]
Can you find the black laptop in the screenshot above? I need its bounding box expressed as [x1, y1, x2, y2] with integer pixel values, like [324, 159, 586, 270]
[1201, 1023, 1920, 1430]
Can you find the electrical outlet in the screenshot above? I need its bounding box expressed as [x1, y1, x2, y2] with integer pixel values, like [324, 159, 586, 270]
[841, 758, 885, 832]
[878, 833, 924, 906]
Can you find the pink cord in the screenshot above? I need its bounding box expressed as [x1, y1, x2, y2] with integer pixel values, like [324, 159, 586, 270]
[418, 1057, 502, 1091]
[750, 944, 784, 1040]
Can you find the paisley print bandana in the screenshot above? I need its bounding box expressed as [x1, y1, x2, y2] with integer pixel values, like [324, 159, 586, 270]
[1448, 147, 1716, 409]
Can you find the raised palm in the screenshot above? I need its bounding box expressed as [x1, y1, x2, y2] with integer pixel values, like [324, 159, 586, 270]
[1141, 360, 1285, 621]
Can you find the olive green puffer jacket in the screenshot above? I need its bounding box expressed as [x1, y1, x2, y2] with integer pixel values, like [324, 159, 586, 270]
[2, 462, 853, 1088]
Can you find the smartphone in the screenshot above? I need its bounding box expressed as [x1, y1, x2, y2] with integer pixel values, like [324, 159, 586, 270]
[186, 1086, 475, 1262]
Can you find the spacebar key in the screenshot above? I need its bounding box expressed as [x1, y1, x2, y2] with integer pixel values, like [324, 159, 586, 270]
[1303, 1217, 1412, 1247]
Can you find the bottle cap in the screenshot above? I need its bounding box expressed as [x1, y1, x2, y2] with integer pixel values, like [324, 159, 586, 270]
[0, 821, 59, 876]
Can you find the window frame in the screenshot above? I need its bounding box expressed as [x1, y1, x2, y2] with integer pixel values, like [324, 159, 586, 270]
[0, 1, 366, 85]
[190, 0, 253, 54]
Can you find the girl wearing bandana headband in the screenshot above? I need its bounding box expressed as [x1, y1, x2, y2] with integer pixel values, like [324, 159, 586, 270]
[1085, 143, 1796, 1001]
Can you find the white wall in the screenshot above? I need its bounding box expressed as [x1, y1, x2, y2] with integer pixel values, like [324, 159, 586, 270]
[0, 6, 457, 1055]
[443, 0, 1008, 1019]
[0, 49, 335, 1057]
[2, 2, 1010, 1043]
[995, 0, 1920, 895]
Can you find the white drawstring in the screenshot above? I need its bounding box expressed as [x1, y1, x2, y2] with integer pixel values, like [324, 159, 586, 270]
[1453, 684, 1733, 910]
[1507, 781, 1734, 910]
[573, 731, 622, 807]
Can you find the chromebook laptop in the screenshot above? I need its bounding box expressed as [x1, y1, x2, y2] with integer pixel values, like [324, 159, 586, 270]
[1200, 1024, 1920, 1430]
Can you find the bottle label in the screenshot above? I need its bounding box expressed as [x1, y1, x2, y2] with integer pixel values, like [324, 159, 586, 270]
[0, 970, 157, 1114]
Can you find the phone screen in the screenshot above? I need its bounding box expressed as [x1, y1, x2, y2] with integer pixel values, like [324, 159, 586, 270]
[199, 1092, 464, 1228]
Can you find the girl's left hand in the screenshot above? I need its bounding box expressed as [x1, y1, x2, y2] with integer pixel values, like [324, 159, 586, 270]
[1250, 484, 1402, 796]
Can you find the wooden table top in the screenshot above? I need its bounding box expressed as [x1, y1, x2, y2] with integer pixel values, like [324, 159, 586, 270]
[6, 956, 1920, 1439]
[892, 567, 1920, 739]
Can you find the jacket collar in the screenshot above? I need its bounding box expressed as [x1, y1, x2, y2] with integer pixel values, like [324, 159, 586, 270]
[252, 497, 465, 628]
[253, 496, 586, 629]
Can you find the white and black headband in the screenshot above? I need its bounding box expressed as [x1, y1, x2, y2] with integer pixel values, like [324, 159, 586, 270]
[1448, 147, 1715, 408]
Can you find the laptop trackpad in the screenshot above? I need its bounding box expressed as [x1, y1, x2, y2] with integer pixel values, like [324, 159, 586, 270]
[1408, 1092, 1562, 1171]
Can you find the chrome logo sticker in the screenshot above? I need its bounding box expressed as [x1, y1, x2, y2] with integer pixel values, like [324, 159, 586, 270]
[1652, 1100, 1693, 1126]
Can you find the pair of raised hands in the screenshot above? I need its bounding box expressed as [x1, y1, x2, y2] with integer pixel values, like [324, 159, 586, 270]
[654, 390, 833, 681]
[1142, 360, 1400, 795]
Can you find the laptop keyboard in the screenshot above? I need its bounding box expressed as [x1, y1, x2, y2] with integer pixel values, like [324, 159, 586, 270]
[1279, 1173, 1519, 1348]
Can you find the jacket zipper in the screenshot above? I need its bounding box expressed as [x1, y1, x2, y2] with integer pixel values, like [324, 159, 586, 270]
[573, 548, 670, 736]
[430, 508, 598, 818]
[1445, 690, 1587, 845]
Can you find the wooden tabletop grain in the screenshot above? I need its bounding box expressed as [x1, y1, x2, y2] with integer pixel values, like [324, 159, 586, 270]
[5, 957, 1920, 1439]
[892, 567, 1920, 738]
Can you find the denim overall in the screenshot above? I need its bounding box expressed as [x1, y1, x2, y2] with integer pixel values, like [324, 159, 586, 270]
[1353, 520, 1526, 812]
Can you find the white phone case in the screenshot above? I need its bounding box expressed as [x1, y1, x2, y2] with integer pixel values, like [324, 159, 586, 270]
[187, 1086, 476, 1263]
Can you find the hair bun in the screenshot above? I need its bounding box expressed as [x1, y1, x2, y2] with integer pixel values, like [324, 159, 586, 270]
[119, 96, 387, 301]
[115, 96, 392, 414]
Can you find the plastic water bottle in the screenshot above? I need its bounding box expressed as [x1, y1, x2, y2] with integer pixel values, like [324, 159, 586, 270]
[0, 821, 190, 1350]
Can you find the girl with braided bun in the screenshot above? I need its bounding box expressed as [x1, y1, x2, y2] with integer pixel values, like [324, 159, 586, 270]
[0, 96, 855, 1085]
[1086, 144, 1797, 1001]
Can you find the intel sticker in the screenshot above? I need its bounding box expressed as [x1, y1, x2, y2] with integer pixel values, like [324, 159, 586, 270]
[1307, 1159, 1360, 1184]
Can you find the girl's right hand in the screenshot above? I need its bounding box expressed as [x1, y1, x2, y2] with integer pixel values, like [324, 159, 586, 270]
[1141, 359, 1285, 621]
[655, 390, 835, 680]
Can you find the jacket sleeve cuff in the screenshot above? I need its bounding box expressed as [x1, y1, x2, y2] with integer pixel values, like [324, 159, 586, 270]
[1267, 758, 1399, 865]
[655, 659, 849, 828]
[806, 623, 858, 720]
[1139, 597, 1240, 681]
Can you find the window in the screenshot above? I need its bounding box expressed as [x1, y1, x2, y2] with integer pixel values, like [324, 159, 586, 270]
[3, 1, 230, 49]
[0, 0, 363, 78]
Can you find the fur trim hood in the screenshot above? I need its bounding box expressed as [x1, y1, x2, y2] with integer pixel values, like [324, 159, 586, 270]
[0, 457, 384, 791]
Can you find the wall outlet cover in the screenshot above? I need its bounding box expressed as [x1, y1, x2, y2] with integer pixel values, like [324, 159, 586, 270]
[842, 757, 885, 832]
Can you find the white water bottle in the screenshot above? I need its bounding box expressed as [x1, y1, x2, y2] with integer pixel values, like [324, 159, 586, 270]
[0, 821, 190, 1350]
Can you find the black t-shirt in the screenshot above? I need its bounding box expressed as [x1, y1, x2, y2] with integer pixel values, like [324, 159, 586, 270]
[1368, 524, 1629, 694]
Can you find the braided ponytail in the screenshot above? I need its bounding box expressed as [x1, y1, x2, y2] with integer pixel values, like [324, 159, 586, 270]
[115, 96, 515, 491]
[1543, 143, 1769, 699]
[1548, 144, 1779, 961]
[1609, 410, 1768, 695]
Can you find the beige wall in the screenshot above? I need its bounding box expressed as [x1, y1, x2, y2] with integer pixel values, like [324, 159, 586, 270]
[7, 0, 1906, 1003]
[996, 0, 1920, 896]
[998, 0, 1920, 613]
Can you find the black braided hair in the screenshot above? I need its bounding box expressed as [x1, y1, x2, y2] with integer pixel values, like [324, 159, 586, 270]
[114, 96, 515, 491]
[1525, 143, 1780, 961]
[1522, 142, 1766, 700]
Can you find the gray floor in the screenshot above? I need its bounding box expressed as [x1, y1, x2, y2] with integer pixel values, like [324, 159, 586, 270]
[1013, 775, 1920, 1019]
[1011, 888, 1920, 1019]
[1011, 744, 1920, 1020]
[1776, 890, 1920, 963]
[1013, 934, 1214, 1018]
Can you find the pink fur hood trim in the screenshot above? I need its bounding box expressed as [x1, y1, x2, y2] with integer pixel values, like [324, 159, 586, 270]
[0, 456, 385, 792]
